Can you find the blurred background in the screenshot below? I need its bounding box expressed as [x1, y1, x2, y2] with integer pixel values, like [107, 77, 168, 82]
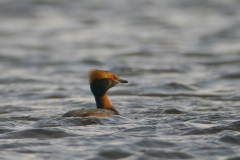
[0, 0, 240, 160]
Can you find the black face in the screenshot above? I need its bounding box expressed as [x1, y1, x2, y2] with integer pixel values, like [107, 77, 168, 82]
[90, 78, 118, 97]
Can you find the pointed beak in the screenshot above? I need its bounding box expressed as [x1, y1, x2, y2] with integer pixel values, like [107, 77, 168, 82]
[117, 79, 129, 83]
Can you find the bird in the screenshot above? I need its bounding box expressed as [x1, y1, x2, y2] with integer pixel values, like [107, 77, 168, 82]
[62, 69, 129, 117]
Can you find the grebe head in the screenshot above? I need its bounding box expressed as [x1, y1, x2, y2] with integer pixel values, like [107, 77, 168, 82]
[89, 69, 129, 97]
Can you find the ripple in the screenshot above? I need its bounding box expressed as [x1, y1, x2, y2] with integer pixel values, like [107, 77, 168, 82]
[0, 77, 44, 84]
[219, 135, 240, 145]
[184, 52, 217, 58]
[0, 105, 34, 114]
[18, 93, 70, 100]
[0, 129, 73, 139]
[227, 157, 240, 160]
[135, 138, 176, 148]
[161, 108, 184, 114]
[0, 129, 14, 134]
[138, 93, 224, 99]
[201, 23, 240, 43]
[9, 116, 42, 121]
[221, 73, 240, 79]
[123, 126, 157, 133]
[228, 121, 240, 131]
[116, 50, 152, 57]
[199, 60, 240, 66]
[0, 55, 21, 63]
[164, 82, 195, 91]
[182, 126, 225, 135]
[41, 93, 70, 99]
[189, 120, 213, 124]
[34, 117, 108, 128]
[99, 148, 132, 159]
[61, 117, 106, 126]
[110, 67, 185, 76]
[80, 58, 103, 65]
[0, 142, 50, 150]
[145, 150, 193, 159]
[16, 150, 52, 154]
[109, 90, 134, 96]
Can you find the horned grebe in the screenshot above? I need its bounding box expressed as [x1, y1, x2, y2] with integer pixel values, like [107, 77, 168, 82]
[62, 69, 129, 117]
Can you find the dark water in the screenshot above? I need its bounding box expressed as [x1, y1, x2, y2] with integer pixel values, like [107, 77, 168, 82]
[0, 0, 240, 159]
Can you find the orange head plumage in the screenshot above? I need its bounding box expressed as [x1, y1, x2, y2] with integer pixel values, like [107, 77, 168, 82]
[89, 69, 128, 84]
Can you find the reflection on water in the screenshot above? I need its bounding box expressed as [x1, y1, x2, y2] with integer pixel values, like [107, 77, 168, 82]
[0, 0, 240, 159]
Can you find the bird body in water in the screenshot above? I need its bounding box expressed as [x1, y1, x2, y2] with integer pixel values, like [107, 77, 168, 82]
[62, 69, 129, 117]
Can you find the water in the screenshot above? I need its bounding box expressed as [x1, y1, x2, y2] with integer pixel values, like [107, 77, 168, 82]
[0, 0, 240, 159]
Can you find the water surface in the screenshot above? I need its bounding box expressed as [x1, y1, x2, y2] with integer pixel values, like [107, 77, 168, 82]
[0, 0, 240, 159]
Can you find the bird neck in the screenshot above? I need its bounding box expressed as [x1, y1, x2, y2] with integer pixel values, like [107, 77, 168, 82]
[94, 93, 119, 114]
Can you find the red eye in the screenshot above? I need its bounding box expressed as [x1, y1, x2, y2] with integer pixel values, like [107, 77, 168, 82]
[110, 77, 114, 80]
